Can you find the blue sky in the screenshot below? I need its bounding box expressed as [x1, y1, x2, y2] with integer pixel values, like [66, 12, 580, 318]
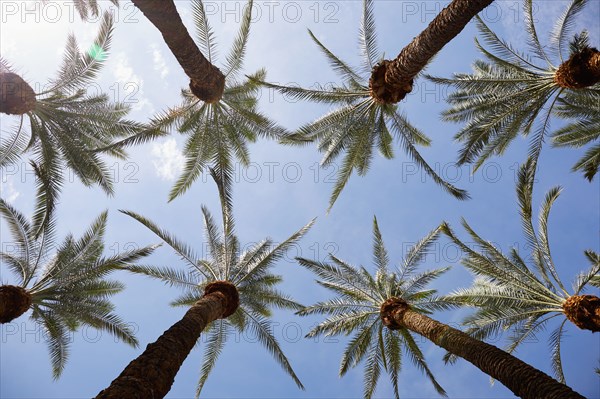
[1, 0, 599, 398]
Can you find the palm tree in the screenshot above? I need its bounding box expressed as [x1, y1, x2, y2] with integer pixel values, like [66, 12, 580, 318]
[107, 0, 286, 201]
[428, 0, 600, 176]
[260, 0, 468, 210]
[0, 12, 163, 235]
[298, 217, 585, 399]
[368, 0, 495, 103]
[442, 158, 600, 383]
[95, 170, 313, 398]
[0, 198, 156, 377]
[130, 0, 225, 102]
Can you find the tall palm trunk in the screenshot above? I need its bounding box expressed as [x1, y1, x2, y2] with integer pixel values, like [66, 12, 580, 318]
[0, 72, 37, 115]
[131, 0, 225, 103]
[563, 294, 600, 332]
[555, 47, 600, 88]
[369, 0, 494, 103]
[95, 282, 238, 399]
[0, 285, 32, 323]
[381, 298, 584, 399]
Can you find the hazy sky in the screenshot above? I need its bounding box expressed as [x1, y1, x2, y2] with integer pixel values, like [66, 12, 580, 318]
[1, 1, 599, 398]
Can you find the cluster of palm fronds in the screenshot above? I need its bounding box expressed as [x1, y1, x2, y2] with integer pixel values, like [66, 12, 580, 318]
[427, 0, 599, 179]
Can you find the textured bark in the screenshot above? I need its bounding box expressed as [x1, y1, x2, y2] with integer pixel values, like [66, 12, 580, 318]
[0, 72, 37, 115]
[554, 47, 600, 89]
[381, 297, 584, 399]
[563, 294, 600, 332]
[131, 0, 225, 102]
[0, 285, 32, 323]
[369, 0, 494, 103]
[95, 282, 238, 399]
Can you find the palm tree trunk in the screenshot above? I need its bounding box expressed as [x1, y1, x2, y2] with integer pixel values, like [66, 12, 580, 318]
[0, 285, 32, 323]
[369, 0, 494, 104]
[130, 0, 225, 103]
[381, 298, 584, 399]
[0, 72, 37, 115]
[554, 47, 600, 88]
[563, 294, 600, 332]
[95, 282, 238, 399]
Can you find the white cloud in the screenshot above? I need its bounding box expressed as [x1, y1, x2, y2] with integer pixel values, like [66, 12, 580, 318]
[1, 177, 20, 203]
[111, 52, 152, 112]
[151, 138, 185, 181]
[150, 44, 169, 79]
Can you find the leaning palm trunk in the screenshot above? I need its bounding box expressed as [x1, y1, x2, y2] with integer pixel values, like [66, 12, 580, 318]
[0, 285, 32, 323]
[370, 0, 494, 103]
[381, 298, 584, 399]
[131, 0, 225, 102]
[96, 282, 238, 399]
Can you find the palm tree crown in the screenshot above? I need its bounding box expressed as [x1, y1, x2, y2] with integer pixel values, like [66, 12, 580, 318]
[297, 217, 448, 399]
[259, 0, 468, 210]
[120, 170, 314, 396]
[135, 0, 287, 201]
[0, 12, 163, 234]
[442, 158, 600, 382]
[428, 0, 600, 177]
[0, 198, 156, 377]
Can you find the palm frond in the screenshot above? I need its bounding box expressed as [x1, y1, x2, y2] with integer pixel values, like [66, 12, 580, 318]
[192, 0, 218, 64]
[235, 219, 314, 285]
[242, 308, 304, 389]
[46, 11, 114, 94]
[339, 318, 379, 376]
[573, 251, 600, 294]
[523, 0, 553, 67]
[308, 29, 361, 86]
[358, 0, 379, 73]
[223, 0, 253, 78]
[372, 216, 389, 274]
[257, 80, 366, 104]
[389, 112, 469, 200]
[120, 209, 217, 280]
[383, 328, 401, 399]
[398, 329, 447, 396]
[124, 264, 199, 290]
[363, 336, 383, 399]
[401, 225, 442, 276]
[549, 0, 588, 62]
[35, 309, 70, 379]
[30, 161, 61, 239]
[0, 115, 27, 167]
[0, 198, 34, 277]
[549, 319, 569, 383]
[196, 320, 230, 397]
